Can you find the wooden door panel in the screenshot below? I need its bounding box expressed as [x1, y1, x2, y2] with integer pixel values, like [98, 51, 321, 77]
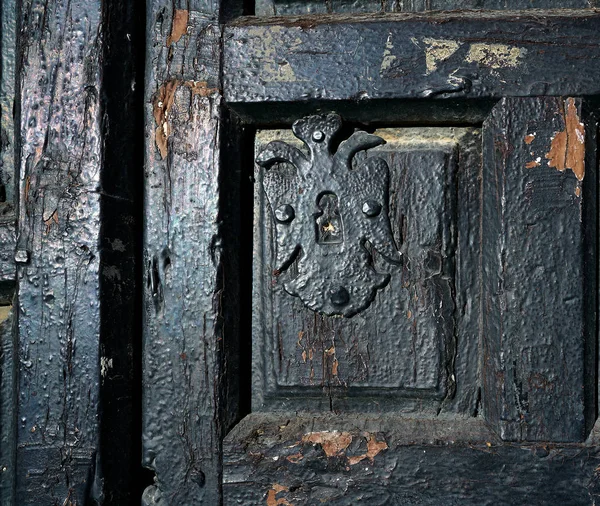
[253, 127, 480, 414]
[3, 0, 599, 503]
[482, 97, 597, 442]
[135, 5, 600, 506]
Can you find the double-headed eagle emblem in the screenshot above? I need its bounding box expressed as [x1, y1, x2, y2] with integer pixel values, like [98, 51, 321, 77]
[256, 113, 401, 317]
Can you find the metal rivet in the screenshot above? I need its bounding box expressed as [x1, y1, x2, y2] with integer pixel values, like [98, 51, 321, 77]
[330, 286, 350, 306]
[312, 130, 325, 142]
[275, 204, 295, 223]
[362, 200, 382, 217]
[15, 249, 30, 264]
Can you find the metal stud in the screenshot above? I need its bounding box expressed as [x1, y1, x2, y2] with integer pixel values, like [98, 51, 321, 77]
[330, 286, 350, 306]
[362, 200, 382, 217]
[275, 204, 295, 223]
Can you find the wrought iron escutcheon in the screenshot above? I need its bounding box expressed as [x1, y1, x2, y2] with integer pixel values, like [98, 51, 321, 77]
[256, 113, 401, 317]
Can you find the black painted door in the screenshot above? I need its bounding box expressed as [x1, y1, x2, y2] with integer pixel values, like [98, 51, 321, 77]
[142, 2, 600, 504]
[3, 0, 600, 505]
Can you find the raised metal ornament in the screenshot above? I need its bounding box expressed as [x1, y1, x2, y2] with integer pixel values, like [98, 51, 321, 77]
[256, 113, 401, 317]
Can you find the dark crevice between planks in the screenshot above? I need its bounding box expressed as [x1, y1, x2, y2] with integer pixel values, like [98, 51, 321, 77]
[221, 0, 255, 24]
[219, 107, 255, 437]
[99, 0, 152, 503]
[587, 106, 600, 433]
[229, 98, 497, 128]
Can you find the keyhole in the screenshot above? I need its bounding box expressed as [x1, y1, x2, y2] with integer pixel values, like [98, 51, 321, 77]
[316, 193, 343, 244]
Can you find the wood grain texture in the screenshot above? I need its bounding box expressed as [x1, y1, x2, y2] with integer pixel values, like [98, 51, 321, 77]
[0, 0, 17, 285]
[15, 0, 103, 503]
[0, 310, 15, 505]
[142, 0, 225, 504]
[256, 0, 593, 16]
[224, 413, 600, 505]
[0, 0, 16, 205]
[482, 97, 597, 442]
[224, 11, 600, 105]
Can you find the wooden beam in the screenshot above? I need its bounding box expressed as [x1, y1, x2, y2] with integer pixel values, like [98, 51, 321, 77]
[142, 1, 227, 504]
[224, 11, 600, 105]
[224, 413, 600, 504]
[15, 0, 103, 503]
[482, 97, 597, 442]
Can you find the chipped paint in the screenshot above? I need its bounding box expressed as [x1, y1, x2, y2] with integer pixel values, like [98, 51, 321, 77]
[266, 484, 292, 506]
[380, 33, 397, 74]
[299, 431, 387, 466]
[422, 38, 461, 74]
[331, 357, 339, 376]
[153, 80, 179, 159]
[525, 133, 536, 145]
[249, 27, 299, 82]
[347, 434, 388, 465]
[525, 157, 541, 169]
[286, 452, 303, 463]
[545, 98, 585, 182]
[302, 431, 352, 457]
[0, 305, 11, 324]
[153, 80, 218, 159]
[166, 9, 189, 47]
[269, 61, 296, 82]
[466, 43, 526, 69]
[186, 80, 218, 97]
[43, 209, 59, 233]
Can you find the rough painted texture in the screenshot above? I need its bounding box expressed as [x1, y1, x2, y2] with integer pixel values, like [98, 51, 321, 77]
[0, 311, 15, 505]
[15, 0, 103, 503]
[224, 11, 600, 105]
[256, 113, 401, 317]
[253, 128, 481, 414]
[0, 0, 17, 290]
[0, 0, 16, 205]
[142, 0, 224, 504]
[224, 414, 600, 505]
[256, 0, 593, 16]
[482, 97, 597, 442]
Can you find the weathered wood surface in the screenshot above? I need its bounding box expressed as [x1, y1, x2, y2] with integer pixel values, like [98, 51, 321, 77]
[224, 413, 600, 505]
[15, 0, 103, 504]
[142, 0, 226, 504]
[0, 0, 16, 205]
[252, 128, 481, 415]
[0, 310, 15, 505]
[256, 0, 595, 16]
[482, 97, 597, 442]
[0, 0, 17, 286]
[224, 11, 600, 105]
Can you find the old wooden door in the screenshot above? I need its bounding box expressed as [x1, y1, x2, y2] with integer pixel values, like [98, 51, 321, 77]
[2, 0, 600, 504]
[143, 1, 600, 505]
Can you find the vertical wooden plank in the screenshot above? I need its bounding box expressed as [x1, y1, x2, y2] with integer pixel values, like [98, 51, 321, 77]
[0, 0, 16, 204]
[482, 97, 596, 442]
[15, 0, 103, 503]
[0, 309, 15, 505]
[0, 1, 17, 502]
[142, 0, 224, 503]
